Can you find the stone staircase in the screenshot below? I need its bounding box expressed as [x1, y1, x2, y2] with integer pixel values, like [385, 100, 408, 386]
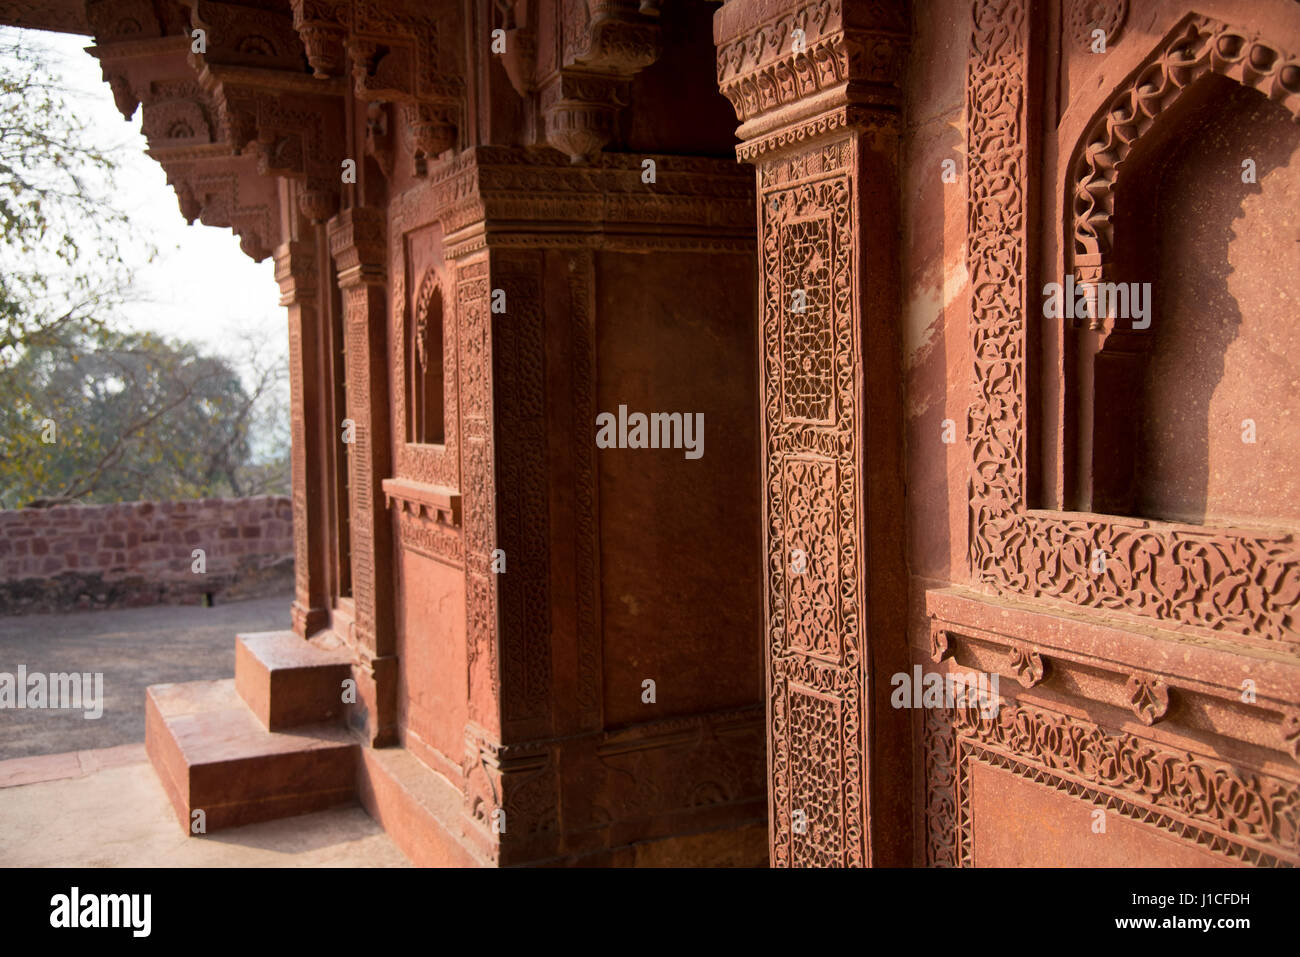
[145, 631, 356, 833]
[146, 631, 493, 864]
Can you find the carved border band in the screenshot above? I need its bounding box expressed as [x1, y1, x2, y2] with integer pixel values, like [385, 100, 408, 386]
[925, 700, 1300, 867]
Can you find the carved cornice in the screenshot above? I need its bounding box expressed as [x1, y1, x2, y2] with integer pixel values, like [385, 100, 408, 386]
[161, 151, 280, 262]
[328, 206, 387, 285]
[927, 587, 1300, 763]
[396, 147, 753, 258]
[196, 68, 347, 222]
[382, 477, 461, 526]
[714, 0, 909, 159]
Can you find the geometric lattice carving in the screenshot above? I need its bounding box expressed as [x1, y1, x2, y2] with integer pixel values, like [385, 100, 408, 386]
[783, 457, 840, 661]
[780, 215, 835, 423]
[787, 686, 845, 865]
[762, 138, 863, 868]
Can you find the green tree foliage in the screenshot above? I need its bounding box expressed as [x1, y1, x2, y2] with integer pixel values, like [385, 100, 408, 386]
[0, 28, 139, 367]
[0, 327, 289, 507]
[0, 30, 290, 507]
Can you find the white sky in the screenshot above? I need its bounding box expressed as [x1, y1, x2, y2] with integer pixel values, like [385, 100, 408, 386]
[36, 29, 286, 368]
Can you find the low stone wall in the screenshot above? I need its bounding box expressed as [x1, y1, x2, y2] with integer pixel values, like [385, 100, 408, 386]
[0, 497, 294, 615]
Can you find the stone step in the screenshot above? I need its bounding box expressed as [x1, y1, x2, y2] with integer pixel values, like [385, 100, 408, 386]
[146, 678, 357, 834]
[357, 746, 492, 867]
[234, 630, 352, 731]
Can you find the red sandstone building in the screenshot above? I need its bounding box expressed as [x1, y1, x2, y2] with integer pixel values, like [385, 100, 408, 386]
[2, 0, 1297, 866]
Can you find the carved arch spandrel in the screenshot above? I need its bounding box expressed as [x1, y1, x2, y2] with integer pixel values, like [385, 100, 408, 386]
[966, 0, 1300, 649]
[1068, 14, 1300, 287]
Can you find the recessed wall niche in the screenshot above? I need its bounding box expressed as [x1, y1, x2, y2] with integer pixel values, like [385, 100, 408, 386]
[1061, 74, 1300, 529]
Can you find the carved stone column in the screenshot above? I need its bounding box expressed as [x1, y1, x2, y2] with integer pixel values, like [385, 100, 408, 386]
[328, 206, 398, 746]
[715, 0, 912, 866]
[275, 239, 331, 637]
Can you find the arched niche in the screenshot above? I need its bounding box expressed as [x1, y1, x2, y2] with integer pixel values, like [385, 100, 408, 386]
[1058, 15, 1300, 526]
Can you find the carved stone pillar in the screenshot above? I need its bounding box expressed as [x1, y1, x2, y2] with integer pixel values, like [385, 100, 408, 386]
[275, 239, 331, 637]
[714, 0, 912, 866]
[328, 206, 397, 746]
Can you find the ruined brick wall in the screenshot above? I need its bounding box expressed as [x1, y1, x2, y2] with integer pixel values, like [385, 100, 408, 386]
[0, 497, 294, 615]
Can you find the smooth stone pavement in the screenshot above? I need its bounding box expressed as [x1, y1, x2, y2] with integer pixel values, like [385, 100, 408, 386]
[0, 593, 291, 761]
[0, 744, 410, 867]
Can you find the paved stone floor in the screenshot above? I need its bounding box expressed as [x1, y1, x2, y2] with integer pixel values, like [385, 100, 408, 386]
[0, 744, 410, 866]
[0, 594, 291, 761]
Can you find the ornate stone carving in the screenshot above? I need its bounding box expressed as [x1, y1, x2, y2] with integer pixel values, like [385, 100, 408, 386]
[1126, 674, 1170, 726]
[1007, 646, 1045, 688]
[1281, 710, 1300, 761]
[328, 206, 395, 744]
[364, 100, 394, 178]
[1069, 16, 1300, 288]
[392, 252, 460, 491]
[85, 0, 162, 41]
[457, 259, 498, 728]
[930, 626, 952, 663]
[927, 699, 1300, 866]
[761, 138, 864, 867]
[0, 0, 90, 34]
[165, 160, 279, 262]
[718, 0, 909, 868]
[569, 250, 603, 733]
[966, 1, 1300, 648]
[290, 0, 349, 78]
[540, 74, 628, 164]
[715, 0, 908, 131]
[190, 0, 305, 73]
[1067, 0, 1127, 52]
[140, 79, 214, 148]
[536, 0, 663, 162]
[204, 78, 348, 223]
[491, 259, 552, 735]
[276, 238, 330, 638]
[923, 706, 959, 867]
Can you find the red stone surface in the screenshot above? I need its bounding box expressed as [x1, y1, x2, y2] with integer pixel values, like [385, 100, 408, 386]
[146, 679, 356, 833]
[235, 631, 352, 731]
[0, 497, 293, 614]
[6, 0, 1296, 868]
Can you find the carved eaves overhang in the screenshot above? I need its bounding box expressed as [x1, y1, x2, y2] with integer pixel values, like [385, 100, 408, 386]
[81, 0, 339, 249]
[86, 27, 279, 261]
[0, 0, 91, 33]
[287, 0, 466, 173]
[415, 146, 754, 258]
[714, 0, 909, 160]
[181, 0, 346, 224]
[500, 0, 664, 163]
